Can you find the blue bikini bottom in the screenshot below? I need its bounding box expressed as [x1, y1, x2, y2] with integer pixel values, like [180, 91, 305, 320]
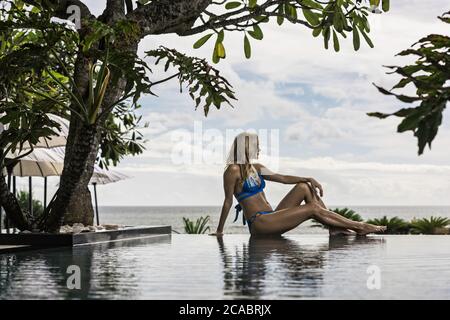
[247, 211, 273, 231]
[233, 204, 273, 232]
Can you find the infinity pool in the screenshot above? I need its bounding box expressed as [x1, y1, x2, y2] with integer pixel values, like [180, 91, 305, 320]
[1, 234, 450, 299]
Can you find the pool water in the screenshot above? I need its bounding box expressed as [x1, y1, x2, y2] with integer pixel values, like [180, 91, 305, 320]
[1, 234, 450, 299]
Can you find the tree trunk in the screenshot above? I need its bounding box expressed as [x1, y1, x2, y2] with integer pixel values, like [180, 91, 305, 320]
[63, 186, 95, 226]
[42, 122, 99, 232]
[61, 113, 102, 226]
[0, 174, 30, 231]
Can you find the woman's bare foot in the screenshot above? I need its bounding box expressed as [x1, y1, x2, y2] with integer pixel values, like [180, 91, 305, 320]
[329, 227, 356, 236]
[356, 223, 387, 236]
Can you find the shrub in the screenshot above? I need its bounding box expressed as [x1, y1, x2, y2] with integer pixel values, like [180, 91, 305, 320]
[16, 190, 44, 217]
[182, 215, 211, 234]
[366, 216, 409, 234]
[410, 216, 450, 235]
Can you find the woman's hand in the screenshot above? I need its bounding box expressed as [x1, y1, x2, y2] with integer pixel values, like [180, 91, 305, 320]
[209, 231, 224, 237]
[308, 178, 324, 197]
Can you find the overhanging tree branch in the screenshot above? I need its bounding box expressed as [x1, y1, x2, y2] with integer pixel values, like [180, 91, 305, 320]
[126, 0, 213, 36]
[180, 0, 306, 36]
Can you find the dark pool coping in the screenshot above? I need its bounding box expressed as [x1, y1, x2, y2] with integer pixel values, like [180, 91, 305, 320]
[0, 225, 171, 253]
[0, 244, 34, 254]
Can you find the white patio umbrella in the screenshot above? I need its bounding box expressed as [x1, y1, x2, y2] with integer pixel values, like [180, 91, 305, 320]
[16, 114, 69, 149]
[90, 168, 131, 185]
[6, 148, 64, 177]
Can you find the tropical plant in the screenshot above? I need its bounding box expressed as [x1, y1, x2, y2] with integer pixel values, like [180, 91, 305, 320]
[368, 11, 450, 155]
[366, 215, 410, 234]
[2, 190, 45, 230]
[410, 216, 450, 235]
[311, 207, 363, 228]
[16, 190, 44, 220]
[183, 215, 211, 234]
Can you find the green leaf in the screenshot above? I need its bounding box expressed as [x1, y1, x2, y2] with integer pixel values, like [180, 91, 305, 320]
[392, 78, 412, 90]
[397, 112, 423, 132]
[217, 29, 225, 43]
[367, 112, 390, 119]
[285, 4, 297, 21]
[360, 28, 374, 48]
[249, 0, 257, 8]
[225, 1, 241, 10]
[255, 15, 270, 23]
[297, 0, 323, 10]
[333, 12, 344, 33]
[216, 42, 226, 58]
[248, 24, 263, 40]
[382, 0, 390, 12]
[212, 45, 220, 63]
[323, 27, 330, 50]
[302, 8, 320, 26]
[277, 5, 285, 25]
[312, 27, 321, 37]
[333, 30, 340, 52]
[193, 33, 213, 49]
[244, 35, 251, 58]
[352, 24, 360, 51]
[339, 30, 347, 39]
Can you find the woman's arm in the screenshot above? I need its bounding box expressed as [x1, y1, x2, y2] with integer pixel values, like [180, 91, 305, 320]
[257, 164, 324, 197]
[210, 167, 238, 236]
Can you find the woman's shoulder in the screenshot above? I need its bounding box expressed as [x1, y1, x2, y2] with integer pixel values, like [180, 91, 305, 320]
[224, 164, 240, 176]
[253, 163, 265, 173]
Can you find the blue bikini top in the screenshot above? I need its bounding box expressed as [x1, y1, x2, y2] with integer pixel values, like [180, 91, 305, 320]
[235, 173, 266, 202]
[233, 173, 266, 225]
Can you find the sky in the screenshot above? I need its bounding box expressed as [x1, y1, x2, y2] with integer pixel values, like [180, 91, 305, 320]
[17, 0, 450, 207]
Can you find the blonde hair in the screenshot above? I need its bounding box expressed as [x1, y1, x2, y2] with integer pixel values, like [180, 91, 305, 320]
[225, 132, 260, 183]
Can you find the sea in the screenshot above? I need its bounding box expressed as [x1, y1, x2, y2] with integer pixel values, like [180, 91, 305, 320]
[98, 206, 450, 234]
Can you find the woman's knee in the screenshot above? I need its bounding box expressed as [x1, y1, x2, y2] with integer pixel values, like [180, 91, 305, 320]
[295, 182, 314, 200]
[295, 182, 311, 194]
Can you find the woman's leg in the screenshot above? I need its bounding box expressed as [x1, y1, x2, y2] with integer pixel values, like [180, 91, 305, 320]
[252, 202, 385, 235]
[275, 182, 354, 234]
[275, 182, 316, 210]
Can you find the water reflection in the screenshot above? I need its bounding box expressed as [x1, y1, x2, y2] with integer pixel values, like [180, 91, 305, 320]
[0, 246, 94, 299]
[217, 235, 386, 299]
[328, 235, 386, 250]
[0, 234, 389, 299]
[0, 235, 170, 299]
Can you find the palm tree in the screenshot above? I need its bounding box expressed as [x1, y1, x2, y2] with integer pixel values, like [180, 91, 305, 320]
[410, 216, 450, 235]
[366, 216, 410, 234]
[182, 216, 211, 234]
[311, 208, 363, 228]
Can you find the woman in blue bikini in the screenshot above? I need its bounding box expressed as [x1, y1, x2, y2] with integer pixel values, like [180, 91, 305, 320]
[210, 132, 386, 236]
